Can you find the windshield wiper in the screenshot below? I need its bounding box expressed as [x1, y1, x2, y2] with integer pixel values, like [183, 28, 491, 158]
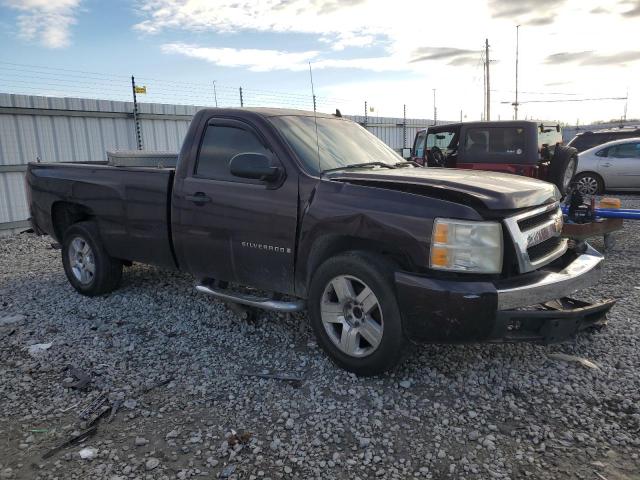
[321, 162, 396, 174]
[394, 160, 422, 168]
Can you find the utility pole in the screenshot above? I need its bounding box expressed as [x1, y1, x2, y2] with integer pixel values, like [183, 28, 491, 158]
[213, 81, 218, 107]
[432, 88, 437, 126]
[483, 53, 486, 120]
[364, 101, 368, 127]
[131, 75, 143, 151]
[403, 104, 407, 148]
[514, 25, 520, 120]
[460, 109, 463, 122]
[623, 87, 628, 121]
[239, 87, 244, 107]
[485, 38, 491, 121]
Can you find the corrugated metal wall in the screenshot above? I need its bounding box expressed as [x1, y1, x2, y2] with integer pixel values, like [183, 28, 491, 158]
[0, 93, 432, 232]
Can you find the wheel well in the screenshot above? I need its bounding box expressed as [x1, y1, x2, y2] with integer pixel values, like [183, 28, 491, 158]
[51, 202, 93, 241]
[300, 235, 413, 295]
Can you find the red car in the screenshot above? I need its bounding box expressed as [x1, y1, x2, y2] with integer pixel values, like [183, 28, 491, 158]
[412, 121, 578, 195]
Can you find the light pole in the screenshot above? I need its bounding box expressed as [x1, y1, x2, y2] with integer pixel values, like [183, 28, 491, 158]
[514, 25, 520, 120]
[432, 88, 437, 125]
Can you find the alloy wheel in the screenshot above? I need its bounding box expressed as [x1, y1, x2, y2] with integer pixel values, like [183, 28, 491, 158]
[576, 176, 599, 195]
[68, 237, 95, 285]
[320, 275, 384, 358]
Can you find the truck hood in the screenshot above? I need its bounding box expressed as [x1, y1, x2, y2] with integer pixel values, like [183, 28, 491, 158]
[326, 167, 559, 210]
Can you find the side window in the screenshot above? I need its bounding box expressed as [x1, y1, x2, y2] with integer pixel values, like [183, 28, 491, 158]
[595, 148, 608, 157]
[196, 125, 272, 181]
[465, 127, 525, 155]
[608, 143, 640, 159]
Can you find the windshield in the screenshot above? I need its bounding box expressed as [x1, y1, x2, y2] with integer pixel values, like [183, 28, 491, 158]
[270, 115, 402, 174]
[426, 130, 457, 150]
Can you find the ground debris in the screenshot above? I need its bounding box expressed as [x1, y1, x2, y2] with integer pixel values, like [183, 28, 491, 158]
[547, 353, 601, 370]
[78, 392, 108, 421]
[227, 429, 252, 446]
[62, 366, 92, 390]
[41, 426, 98, 459]
[237, 371, 304, 387]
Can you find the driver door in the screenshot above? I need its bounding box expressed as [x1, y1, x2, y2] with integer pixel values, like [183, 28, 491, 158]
[172, 118, 299, 294]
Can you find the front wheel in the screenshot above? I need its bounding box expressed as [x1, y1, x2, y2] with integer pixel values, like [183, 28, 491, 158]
[61, 221, 123, 296]
[308, 252, 406, 376]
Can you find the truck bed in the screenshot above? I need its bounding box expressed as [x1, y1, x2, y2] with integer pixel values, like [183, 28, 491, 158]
[27, 162, 177, 269]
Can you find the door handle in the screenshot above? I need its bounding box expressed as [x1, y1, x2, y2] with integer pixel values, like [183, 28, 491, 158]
[185, 192, 212, 204]
[601, 163, 612, 167]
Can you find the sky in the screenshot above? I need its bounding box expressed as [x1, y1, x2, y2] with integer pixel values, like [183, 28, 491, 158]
[0, 0, 639, 123]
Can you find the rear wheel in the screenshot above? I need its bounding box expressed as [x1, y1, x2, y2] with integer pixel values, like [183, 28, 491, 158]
[61, 221, 122, 296]
[574, 172, 603, 195]
[548, 146, 578, 195]
[308, 252, 406, 376]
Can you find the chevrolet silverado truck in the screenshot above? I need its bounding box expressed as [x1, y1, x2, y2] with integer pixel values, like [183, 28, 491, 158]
[27, 108, 614, 375]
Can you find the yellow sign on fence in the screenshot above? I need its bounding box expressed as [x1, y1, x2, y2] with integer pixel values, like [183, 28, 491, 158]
[134, 86, 147, 94]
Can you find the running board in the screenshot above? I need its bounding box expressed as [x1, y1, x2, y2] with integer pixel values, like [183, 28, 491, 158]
[195, 284, 305, 313]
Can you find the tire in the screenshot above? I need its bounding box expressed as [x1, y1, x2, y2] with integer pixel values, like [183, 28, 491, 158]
[548, 145, 578, 195]
[573, 172, 604, 195]
[308, 251, 407, 376]
[61, 221, 122, 296]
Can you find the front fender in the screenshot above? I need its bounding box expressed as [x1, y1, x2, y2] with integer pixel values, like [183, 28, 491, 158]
[294, 179, 482, 296]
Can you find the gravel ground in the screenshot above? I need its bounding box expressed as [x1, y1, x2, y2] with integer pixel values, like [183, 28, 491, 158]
[1, 196, 640, 480]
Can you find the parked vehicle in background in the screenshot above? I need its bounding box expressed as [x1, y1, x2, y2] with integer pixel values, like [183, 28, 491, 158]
[567, 126, 640, 153]
[573, 137, 640, 194]
[411, 121, 578, 195]
[27, 108, 613, 375]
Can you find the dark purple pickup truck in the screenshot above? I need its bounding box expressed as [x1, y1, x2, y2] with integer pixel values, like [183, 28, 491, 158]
[27, 108, 614, 375]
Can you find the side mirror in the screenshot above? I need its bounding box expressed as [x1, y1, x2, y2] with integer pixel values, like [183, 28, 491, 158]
[229, 153, 281, 181]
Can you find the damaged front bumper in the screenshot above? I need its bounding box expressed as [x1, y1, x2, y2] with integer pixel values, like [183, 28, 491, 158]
[395, 245, 614, 344]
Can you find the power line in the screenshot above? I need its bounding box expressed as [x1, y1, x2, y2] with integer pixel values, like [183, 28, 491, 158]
[500, 96, 627, 104]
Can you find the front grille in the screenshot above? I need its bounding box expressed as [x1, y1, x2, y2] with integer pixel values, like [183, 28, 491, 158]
[518, 209, 557, 231]
[503, 203, 568, 273]
[527, 236, 564, 263]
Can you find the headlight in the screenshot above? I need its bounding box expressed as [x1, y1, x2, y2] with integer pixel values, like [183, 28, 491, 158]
[430, 218, 503, 273]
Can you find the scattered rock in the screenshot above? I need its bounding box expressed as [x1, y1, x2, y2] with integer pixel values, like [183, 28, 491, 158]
[26, 342, 52, 356]
[145, 458, 160, 471]
[0, 314, 24, 326]
[78, 447, 97, 460]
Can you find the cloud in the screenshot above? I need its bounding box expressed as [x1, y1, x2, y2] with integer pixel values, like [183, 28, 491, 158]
[487, 0, 566, 25]
[161, 42, 409, 72]
[409, 47, 479, 66]
[135, 0, 377, 52]
[2, 0, 81, 48]
[545, 50, 640, 66]
[161, 43, 319, 71]
[619, 0, 640, 16]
